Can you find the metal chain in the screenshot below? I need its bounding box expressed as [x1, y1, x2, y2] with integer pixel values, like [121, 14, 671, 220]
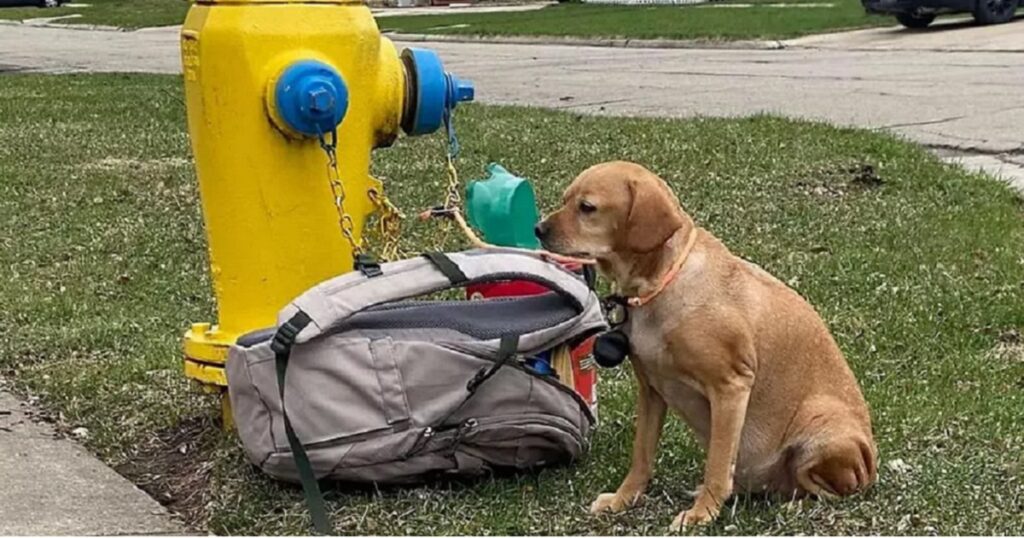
[444, 155, 461, 210]
[442, 109, 462, 211]
[367, 187, 405, 262]
[318, 129, 363, 256]
[416, 107, 468, 252]
[313, 106, 463, 263]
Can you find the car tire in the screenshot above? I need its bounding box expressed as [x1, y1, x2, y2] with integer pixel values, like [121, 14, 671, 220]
[973, 0, 1019, 24]
[896, 12, 937, 28]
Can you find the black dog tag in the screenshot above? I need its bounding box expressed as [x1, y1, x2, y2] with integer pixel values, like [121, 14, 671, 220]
[593, 330, 630, 368]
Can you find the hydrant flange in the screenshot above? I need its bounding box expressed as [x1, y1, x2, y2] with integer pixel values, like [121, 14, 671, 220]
[274, 60, 349, 137]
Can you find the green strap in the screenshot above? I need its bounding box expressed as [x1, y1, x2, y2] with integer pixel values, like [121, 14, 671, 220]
[421, 251, 469, 285]
[465, 334, 519, 393]
[433, 334, 520, 429]
[273, 312, 332, 535]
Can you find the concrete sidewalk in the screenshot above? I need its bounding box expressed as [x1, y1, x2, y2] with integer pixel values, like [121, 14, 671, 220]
[0, 390, 183, 535]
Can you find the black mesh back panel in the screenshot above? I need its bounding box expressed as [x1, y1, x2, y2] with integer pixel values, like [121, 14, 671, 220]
[236, 293, 581, 347]
[340, 292, 578, 340]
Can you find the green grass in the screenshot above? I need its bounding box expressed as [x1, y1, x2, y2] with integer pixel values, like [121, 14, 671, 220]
[2, 73, 1024, 535]
[0, 0, 188, 29]
[378, 1, 892, 41]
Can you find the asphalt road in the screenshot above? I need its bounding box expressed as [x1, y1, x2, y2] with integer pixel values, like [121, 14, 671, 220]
[1, 18, 1021, 188]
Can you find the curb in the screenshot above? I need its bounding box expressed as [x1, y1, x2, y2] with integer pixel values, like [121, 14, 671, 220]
[385, 32, 786, 50]
[0, 19, 124, 32]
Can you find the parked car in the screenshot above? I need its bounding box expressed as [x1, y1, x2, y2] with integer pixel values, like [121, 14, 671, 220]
[0, 0, 65, 7]
[863, 0, 1019, 28]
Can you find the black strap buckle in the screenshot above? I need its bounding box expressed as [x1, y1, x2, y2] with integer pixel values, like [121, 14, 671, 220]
[271, 311, 312, 355]
[354, 253, 383, 278]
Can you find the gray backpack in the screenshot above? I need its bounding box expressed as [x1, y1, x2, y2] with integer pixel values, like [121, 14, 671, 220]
[226, 250, 607, 532]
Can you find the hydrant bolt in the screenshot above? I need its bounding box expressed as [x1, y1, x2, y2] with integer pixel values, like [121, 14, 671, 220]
[307, 86, 335, 116]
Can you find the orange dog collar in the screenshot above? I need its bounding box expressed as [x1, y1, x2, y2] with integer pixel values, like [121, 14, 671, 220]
[627, 227, 698, 308]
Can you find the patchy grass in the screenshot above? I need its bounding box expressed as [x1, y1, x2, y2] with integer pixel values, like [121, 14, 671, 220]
[2, 73, 1024, 534]
[377, 0, 892, 41]
[0, 0, 188, 29]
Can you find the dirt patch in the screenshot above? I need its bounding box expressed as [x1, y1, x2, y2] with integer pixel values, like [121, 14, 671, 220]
[797, 162, 885, 198]
[990, 329, 1024, 364]
[114, 415, 221, 532]
[848, 163, 885, 188]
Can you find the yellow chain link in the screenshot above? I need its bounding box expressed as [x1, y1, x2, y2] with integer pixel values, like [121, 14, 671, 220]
[443, 154, 462, 211]
[320, 125, 465, 264]
[321, 141, 364, 256]
[367, 187, 405, 262]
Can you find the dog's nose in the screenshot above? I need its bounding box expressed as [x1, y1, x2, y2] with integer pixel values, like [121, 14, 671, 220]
[534, 222, 549, 240]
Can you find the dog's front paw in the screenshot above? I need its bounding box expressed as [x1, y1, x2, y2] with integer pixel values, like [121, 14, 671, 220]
[590, 492, 632, 514]
[669, 506, 717, 531]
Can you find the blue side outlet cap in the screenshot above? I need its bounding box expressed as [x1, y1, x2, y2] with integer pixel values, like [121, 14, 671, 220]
[274, 60, 348, 137]
[401, 48, 475, 136]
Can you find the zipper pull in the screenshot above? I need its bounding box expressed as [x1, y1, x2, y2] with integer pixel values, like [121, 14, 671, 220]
[405, 426, 434, 459]
[448, 419, 478, 453]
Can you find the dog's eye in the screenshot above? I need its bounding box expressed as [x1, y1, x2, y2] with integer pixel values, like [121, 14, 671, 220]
[579, 200, 597, 214]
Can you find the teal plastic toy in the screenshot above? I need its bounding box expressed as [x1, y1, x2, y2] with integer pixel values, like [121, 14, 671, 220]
[465, 163, 541, 249]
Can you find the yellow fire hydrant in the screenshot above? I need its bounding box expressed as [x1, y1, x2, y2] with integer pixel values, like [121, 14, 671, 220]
[180, 0, 474, 424]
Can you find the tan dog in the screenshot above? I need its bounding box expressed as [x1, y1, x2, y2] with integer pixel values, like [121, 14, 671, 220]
[536, 161, 877, 529]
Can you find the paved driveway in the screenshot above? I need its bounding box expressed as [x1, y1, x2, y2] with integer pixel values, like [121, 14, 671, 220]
[788, 15, 1024, 51]
[1, 19, 1021, 186]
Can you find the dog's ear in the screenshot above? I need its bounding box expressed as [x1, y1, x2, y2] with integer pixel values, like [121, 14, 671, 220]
[621, 176, 684, 253]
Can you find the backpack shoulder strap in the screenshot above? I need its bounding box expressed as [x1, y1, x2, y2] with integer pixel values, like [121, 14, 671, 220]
[279, 249, 595, 345]
[271, 311, 332, 534]
[420, 251, 469, 285]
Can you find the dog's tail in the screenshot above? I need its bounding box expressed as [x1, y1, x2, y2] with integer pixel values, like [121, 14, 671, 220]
[794, 435, 877, 498]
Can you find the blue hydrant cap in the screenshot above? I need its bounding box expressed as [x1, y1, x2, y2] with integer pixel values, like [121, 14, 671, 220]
[401, 48, 475, 136]
[274, 60, 348, 137]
